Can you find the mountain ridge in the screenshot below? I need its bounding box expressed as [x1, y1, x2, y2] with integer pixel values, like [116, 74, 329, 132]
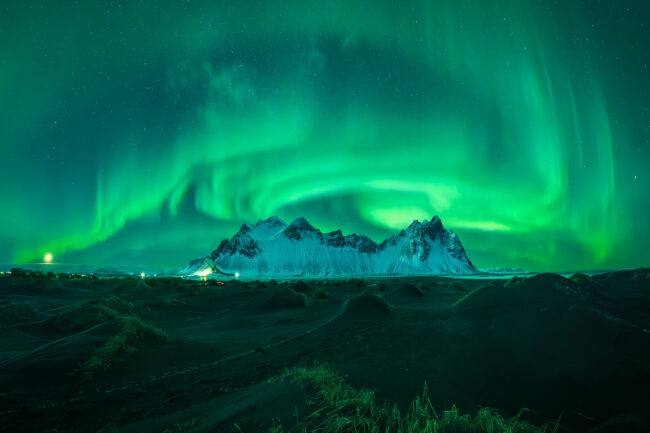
[178, 216, 477, 277]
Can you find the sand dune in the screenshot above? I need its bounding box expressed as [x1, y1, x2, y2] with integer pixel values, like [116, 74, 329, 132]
[0, 269, 649, 432]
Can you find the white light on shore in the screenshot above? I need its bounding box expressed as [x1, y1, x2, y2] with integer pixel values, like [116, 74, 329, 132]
[140, 272, 145, 278]
[44, 253, 53, 263]
[194, 268, 213, 277]
[235, 272, 240, 278]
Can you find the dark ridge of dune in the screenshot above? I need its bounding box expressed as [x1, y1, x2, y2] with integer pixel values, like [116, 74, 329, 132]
[0, 302, 41, 326]
[594, 268, 650, 282]
[570, 273, 605, 292]
[392, 283, 426, 297]
[113, 278, 153, 294]
[4, 272, 65, 294]
[312, 287, 333, 299]
[338, 294, 392, 320]
[570, 273, 592, 283]
[90, 295, 136, 315]
[376, 282, 391, 292]
[511, 272, 588, 297]
[54, 304, 121, 332]
[258, 288, 310, 311]
[291, 281, 312, 294]
[31, 278, 65, 294]
[591, 268, 650, 294]
[355, 285, 379, 296]
[79, 315, 168, 380]
[446, 281, 464, 291]
[504, 276, 525, 287]
[451, 281, 503, 310]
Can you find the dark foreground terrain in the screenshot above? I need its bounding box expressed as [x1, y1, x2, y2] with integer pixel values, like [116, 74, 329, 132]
[1, 269, 649, 433]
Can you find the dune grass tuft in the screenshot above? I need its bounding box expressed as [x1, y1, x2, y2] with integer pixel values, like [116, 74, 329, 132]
[270, 365, 558, 433]
[80, 315, 167, 379]
[55, 304, 121, 331]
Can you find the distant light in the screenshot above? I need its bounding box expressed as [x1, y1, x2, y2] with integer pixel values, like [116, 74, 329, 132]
[140, 272, 145, 278]
[235, 272, 240, 278]
[194, 268, 213, 277]
[44, 253, 53, 263]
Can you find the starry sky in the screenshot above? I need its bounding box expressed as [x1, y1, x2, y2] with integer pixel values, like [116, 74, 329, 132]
[1, 0, 649, 271]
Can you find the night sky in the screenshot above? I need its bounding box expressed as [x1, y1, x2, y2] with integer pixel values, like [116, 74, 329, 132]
[1, 0, 649, 271]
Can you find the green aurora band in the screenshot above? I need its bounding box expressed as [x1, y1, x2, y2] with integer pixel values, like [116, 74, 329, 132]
[1, 0, 648, 271]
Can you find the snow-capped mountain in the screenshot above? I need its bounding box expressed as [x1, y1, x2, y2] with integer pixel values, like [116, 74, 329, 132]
[178, 216, 477, 277]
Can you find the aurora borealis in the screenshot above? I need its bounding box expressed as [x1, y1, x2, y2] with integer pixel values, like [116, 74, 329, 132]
[1, 1, 649, 271]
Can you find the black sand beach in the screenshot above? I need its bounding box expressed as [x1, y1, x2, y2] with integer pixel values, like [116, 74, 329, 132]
[1, 269, 649, 432]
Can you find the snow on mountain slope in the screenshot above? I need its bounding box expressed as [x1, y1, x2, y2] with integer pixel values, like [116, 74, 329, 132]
[179, 216, 477, 277]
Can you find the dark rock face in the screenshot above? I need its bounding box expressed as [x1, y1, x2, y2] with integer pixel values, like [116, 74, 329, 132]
[344, 234, 377, 253]
[404, 221, 432, 262]
[283, 217, 322, 241]
[422, 216, 444, 238]
[324, 230, 346, 248]
[378, 234, 400, 250]
[214, 224, 262, 258]
[445, 232, 470, 263]
[377, 217, 473, 267]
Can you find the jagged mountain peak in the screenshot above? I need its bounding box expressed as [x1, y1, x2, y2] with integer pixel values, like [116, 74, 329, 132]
[404, 216, 442, 230]
[181, 215, 476, 276]
[344, 233, 377, 253]
[287, 217, 317, 231]
[324, 230, 345, 248]
[255, 216, 286, 227]
[396, 217, 445, 242]
[283, 217, 321, 241]
[236, 222, 254, 234]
